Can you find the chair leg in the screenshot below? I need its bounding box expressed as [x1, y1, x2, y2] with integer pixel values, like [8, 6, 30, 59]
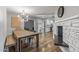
[14, 45, 17, 52]
[4, 46, 9, 52]
[27, 38, 31, 46]
[30, 39, 33, 47]
[28, 37, 34, 47]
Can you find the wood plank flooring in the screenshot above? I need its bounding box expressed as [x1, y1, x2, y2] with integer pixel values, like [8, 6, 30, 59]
[22, 32, 62, 52]
[9, 32, 62, 52]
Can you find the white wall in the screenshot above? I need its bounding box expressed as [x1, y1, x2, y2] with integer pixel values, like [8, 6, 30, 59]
[7, 11, 24, 35]
[0, 7, 7, 52]
[7, 11, 17, 35]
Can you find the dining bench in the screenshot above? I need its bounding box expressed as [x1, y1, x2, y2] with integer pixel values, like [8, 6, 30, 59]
[4, 35, 16, 52]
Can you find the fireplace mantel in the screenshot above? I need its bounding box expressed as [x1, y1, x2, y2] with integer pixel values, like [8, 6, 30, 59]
[55, 15, 79, 23]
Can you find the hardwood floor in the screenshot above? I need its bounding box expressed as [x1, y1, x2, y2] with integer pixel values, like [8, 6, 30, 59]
[22, 32, 62, 52]
[9, 32, 62, 52]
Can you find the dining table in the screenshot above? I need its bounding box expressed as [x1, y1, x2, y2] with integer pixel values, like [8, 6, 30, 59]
[13, 29, 39, 52]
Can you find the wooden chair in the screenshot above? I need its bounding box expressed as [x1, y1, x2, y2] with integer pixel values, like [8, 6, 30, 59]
[4, 35, 16, 52]
[20, 36, 34, 49]
[27, 37, 34, 47]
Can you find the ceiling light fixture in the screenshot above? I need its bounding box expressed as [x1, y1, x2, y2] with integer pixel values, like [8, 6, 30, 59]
[19, 10, 29, 21]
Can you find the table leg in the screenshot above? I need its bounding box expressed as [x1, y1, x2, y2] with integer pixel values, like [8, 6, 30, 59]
[20, 39, 22, 52]
[16, 39, 20, 52]
[36, 34, 39, 48]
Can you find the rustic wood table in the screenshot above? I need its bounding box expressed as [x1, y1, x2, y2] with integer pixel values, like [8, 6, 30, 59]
[13, 29, 39, 52]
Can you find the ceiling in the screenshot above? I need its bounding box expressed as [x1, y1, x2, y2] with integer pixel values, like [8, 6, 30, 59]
[7, 6, 58, 15]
